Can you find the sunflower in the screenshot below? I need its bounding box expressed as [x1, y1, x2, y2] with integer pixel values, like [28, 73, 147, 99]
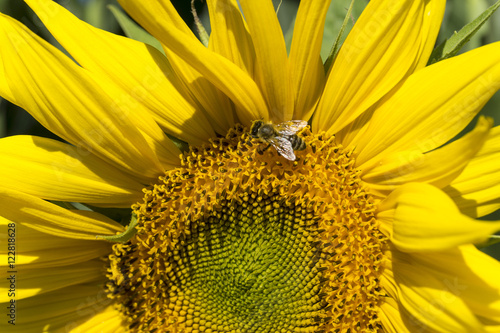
[1, 0, 500, 332]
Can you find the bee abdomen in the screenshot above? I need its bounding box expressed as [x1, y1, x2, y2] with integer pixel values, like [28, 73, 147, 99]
[290, 135, 306, 151]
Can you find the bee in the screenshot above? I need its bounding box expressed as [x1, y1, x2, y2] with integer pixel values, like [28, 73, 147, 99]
[249, 120, 308, 161]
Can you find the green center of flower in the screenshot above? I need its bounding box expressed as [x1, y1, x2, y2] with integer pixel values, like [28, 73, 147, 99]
[106, 125, 388, 332]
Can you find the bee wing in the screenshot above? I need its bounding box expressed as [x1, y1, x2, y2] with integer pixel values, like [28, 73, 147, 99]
[269, 136, 296, 161]
[274, 120, 308, 135]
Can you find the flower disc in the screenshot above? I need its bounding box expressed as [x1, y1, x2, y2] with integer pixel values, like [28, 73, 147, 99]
[106, 125, 388, 332]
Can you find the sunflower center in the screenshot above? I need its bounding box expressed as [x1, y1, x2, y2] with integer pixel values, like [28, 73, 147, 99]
[106, 125, 387, 332]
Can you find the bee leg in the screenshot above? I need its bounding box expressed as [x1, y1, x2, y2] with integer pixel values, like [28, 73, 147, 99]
[257, 144, 272, 155]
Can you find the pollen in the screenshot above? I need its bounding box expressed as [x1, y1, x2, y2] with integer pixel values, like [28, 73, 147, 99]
[106, 125, 388, 332]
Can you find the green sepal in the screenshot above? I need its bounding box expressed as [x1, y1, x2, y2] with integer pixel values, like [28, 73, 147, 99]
[107, 4, 164, 54]
[284, 15, 296, 54]
[84, 206, 133, 225]
[428, 0, 500, 65]
[83, 0, 120, 33]
[282, 1, 300, 54]
[477, 234, 500, 249]
[324, 0, 356, 73]
[167, 133, 190, 153]
[191, 0, 209, 47]
[50, 201, 104, 214]
[96, 213, 138, 243]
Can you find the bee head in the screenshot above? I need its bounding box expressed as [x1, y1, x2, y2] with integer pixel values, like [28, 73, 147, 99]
[250, 120, 263, 138]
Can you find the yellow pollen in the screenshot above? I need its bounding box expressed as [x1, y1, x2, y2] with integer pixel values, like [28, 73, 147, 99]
[106, 125, 388, 332]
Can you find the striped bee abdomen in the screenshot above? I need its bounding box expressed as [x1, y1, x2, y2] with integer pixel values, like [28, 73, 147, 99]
[289, 135, 306, 151]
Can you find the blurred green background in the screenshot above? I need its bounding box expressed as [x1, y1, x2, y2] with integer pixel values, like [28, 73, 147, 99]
[0, 0, 500, 256]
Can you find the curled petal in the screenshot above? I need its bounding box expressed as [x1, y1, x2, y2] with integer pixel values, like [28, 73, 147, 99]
[378, 183, 500, 252]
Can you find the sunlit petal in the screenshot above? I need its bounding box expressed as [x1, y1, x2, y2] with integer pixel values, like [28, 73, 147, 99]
[314, 0, 445, 134]
[0, 260, 104, 301]
[444, 125, 500, 218]
[207, 0, 255, 76]
[25, 0, 212, 147]
[0, 285, 118, 332]
[411, 245, 500, 325]
[289, 0, 329, 120]
[355, 41, 500, 168]
[363, 117, 492, 197]
[118, 0, 267, 125]
[239, 0, 292, 121]
[0, 135, 144, 207]
[0, 188, 123, 240]
[0, 14, 166, 181]
[0, 217, 112, 269]
[378, 183, 500, 252]
[386, 250, 486, 332]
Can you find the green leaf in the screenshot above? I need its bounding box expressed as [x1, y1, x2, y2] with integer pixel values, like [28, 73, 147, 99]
[96, 213, 138, 242]
[428, 0, 500, 64]
[107, 4, 164, 54]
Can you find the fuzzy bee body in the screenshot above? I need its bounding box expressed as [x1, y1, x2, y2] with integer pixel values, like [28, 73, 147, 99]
[249, 120, 307, 161]
[288, 133, 306, 151]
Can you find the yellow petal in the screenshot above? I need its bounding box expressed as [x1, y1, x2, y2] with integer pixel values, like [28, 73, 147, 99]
[206, 0, 257, 127]
[378, 297, 411, 333]
[0, 14, 165, 181]
[0, 135, 144, 207]
[86, 73, 183, 170]
[411, 245, 500, 325]
[444, 125, 500, 218]
[118, 0, 267, 125]
[378, 183, 500, 252]
[68, 305, 124, 333]
[387, 250, 486, 332]
[0, 260, 104, 302]
[239, 0, 292, 121]
[167, 57, 236, 134]
[363, 116, 492, 197]
[0, 217, 112, 269]
[207, 0, 255, 76]
[289, 0, 329, 120]
[0, 44, 13, 102]
[0, 189, 123, 240]
[24, 0, 210, 148]
[355, 41, 500, 168]
[0, 284, 118, 332]
[113, 0, 235, 134]
[313, 0, 445, 134]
